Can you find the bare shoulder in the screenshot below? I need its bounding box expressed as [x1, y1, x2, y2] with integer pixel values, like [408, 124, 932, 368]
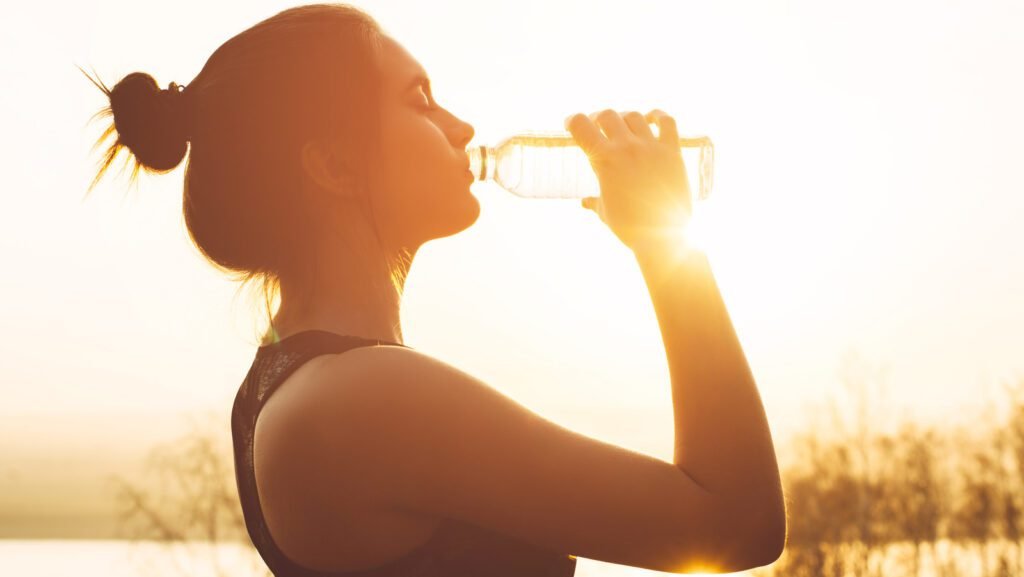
[260, 344, 431, 419]
[294, 344, 512, 431]
[251, 345, 448, 570]
[257, 344, 468, 489]
[275, 343, 559, 512]
[292, 346, 524, 452]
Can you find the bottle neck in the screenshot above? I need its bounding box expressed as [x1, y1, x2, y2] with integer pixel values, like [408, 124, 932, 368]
[467, 144, 496, 182]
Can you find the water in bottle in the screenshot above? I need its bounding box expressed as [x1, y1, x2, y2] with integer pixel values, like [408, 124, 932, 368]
[466, 131, 714, 200]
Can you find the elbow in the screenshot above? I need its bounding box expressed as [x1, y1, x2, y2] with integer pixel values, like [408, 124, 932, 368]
[665, 515, 786, 575]
[699, 491, 787, 573]
[736, 524, 786, 571]
[664, 492, 788, 574]
[728, 502, 788, 572]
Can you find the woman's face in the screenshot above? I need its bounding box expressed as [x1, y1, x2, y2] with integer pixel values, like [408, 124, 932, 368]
[371, 34, 477, 250]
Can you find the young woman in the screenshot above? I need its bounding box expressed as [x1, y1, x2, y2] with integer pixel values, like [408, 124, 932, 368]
[85, 3, 786, 576]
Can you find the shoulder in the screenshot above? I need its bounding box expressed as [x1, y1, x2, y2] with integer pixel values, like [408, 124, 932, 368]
[321, 343, 458, 382]
[298, 344, 505, 439]
[251, 344, 449, 566]
[255, 342, 522, 519]
[265, 341, 541, 485]
[303, 342, 495, 405]
[252, 344, 457, 511]
[259, 343, 494, 463]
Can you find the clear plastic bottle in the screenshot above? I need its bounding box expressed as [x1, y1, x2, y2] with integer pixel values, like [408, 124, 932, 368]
[467, 131, 714, 200]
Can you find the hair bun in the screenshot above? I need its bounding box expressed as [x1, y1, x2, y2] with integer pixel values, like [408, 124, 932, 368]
[108, 72, 190, 171]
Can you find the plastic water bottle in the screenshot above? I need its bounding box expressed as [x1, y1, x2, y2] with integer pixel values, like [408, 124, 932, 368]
[467, 131, 714, 200]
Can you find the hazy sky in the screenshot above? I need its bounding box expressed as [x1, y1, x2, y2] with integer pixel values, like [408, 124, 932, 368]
[2, 0, 1022, 472]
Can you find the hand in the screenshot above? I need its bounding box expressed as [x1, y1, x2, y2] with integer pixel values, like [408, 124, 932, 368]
[565, 109, 693, 252]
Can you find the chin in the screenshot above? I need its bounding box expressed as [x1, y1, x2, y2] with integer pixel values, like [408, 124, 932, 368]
[462, 191, 481, 224]
[435, 192, 480, 240]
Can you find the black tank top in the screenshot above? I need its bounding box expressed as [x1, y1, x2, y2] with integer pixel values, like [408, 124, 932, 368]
[231, 329, 578, 576]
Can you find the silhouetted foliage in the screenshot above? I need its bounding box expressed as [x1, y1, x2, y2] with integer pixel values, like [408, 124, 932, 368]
[756, 368, 1024, 577]
[112, 412, 269, 577]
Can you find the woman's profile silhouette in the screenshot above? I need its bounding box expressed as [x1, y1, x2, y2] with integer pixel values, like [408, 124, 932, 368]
[83, 3, 786, 575]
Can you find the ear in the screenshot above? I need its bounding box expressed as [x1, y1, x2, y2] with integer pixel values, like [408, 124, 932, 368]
[300, 139, 358, 199]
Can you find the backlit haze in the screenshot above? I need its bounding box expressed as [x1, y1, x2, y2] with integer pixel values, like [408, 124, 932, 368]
[2, 0, 1022, 567]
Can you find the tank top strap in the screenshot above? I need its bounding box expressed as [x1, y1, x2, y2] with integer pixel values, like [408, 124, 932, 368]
[245, 330, 409, 407]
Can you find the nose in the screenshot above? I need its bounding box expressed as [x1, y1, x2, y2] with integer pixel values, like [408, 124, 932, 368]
[451, 114, 474, 149]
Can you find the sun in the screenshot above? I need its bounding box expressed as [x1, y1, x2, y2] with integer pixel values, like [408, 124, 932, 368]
[684, 203, 710, 253]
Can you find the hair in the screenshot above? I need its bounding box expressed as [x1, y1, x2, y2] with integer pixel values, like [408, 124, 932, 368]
[82, 3, 413, 345]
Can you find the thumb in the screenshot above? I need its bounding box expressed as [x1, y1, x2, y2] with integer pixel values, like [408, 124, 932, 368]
[581, 196, 596, 211]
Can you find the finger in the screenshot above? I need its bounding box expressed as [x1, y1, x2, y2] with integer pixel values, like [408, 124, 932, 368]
[581, 196, 598, 211]
[564, 112, 607, 154]
[645, 109, 679, 146]
[622, 110, 655, 141]
[591, 109, 631, 141]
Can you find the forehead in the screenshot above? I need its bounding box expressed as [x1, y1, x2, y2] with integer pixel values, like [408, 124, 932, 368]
[377, 35, 427, 88]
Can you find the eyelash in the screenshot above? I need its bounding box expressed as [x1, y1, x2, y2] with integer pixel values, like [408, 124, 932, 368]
[416, 87, 437, 111]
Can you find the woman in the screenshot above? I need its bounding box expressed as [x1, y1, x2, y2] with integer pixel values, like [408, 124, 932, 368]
[84, 3, 786, 575]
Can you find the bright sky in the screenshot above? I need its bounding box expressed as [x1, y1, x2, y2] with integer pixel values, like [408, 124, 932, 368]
[2, 0, 1023, 524]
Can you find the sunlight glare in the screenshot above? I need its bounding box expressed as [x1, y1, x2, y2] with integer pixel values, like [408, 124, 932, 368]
[684, 202, 710, 254]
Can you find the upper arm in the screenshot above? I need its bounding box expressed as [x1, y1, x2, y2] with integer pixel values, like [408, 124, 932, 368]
[300, 346, 783, 573]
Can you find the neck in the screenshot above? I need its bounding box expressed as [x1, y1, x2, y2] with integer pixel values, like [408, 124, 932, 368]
[266, 215, 416, 347]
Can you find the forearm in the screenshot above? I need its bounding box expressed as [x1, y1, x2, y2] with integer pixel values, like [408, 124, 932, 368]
[633, 241, 784, 512]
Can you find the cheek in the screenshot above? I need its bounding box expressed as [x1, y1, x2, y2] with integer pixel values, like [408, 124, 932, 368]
[379, 115, 457, 200]
[373, 113, 473, 244]
[382, 114, 450, 181]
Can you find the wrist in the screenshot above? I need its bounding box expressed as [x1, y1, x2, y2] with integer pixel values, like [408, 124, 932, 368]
[630, 234, 704, 264]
